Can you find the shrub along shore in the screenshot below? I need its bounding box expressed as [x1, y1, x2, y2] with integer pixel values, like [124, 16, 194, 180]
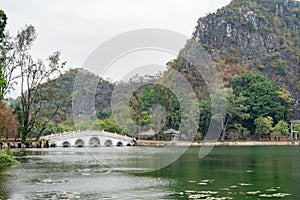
[0, 150, 19, 171]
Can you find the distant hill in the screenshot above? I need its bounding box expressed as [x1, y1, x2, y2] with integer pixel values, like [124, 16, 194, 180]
[170, 0, 300, 117]
[32, 68, 114, 123]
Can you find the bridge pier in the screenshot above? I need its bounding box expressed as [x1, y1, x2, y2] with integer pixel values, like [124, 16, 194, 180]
[0, 141, 44, 148]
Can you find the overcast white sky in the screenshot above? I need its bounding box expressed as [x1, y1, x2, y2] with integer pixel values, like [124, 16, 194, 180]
[2, 0, 231, 67]
[2, 0, 231, 97]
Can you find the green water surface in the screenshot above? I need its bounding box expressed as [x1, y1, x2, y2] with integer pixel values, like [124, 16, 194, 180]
[0, 146, 299, 199]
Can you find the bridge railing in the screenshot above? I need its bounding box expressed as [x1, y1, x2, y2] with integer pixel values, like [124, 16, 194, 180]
[42, 130, 133, 141]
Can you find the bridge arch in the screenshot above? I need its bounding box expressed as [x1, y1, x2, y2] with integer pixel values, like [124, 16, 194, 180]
[104, 140, 112, 147]
[62, 141, 71, 147]
[116, 141, 123, 147]
[89, 137, 100, 147]
[50, 142, 57, 147]
[75, 139, 85, 147]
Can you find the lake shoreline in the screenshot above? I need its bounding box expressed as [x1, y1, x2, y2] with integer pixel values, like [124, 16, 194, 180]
[136, 140, 300, 147]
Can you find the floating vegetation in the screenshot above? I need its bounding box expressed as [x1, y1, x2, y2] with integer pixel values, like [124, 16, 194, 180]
[201, 179, 215, 183]
[259, 193, 291, 198]
[247, 191, 261, 195]
[266, 188, 277, 192]
[183, 178, 290, 200]
[272, 193, 291, 198]
[188, 195, 233, 200]
[238, 183, 252, 186]
[184, 190, 233, 200]
[219, 188, 230, 191]
[197, 179, 215, 186]
[184, 190, 219, 195]
[198, 191, 219, 194]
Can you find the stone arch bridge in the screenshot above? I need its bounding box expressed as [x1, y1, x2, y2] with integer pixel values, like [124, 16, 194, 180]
[42, 131, 135, 147]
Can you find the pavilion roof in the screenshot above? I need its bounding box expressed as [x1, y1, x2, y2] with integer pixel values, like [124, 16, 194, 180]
[138, 128, 156, 136]
[164, 129, 181, 134]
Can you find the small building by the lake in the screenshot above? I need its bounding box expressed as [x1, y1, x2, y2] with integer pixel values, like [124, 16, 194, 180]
[164, 129, 181, 141]
[137, 128, 156, 140]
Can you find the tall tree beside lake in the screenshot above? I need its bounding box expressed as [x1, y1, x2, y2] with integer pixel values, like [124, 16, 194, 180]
[6, 25, 66, 141]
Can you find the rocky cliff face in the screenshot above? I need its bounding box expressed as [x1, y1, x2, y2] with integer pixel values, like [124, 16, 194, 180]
[173, 0, 300, 117]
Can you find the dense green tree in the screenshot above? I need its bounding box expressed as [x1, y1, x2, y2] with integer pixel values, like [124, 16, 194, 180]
[129, 82, 180, 134]
[198, 97, 211, 136]
[272, 120, 289, 138]
[0, 10, 6, 40]
[99, 117, 122, 133]
[254, 116, 274, 138]
[0, 10, 7, 99]
[222, 88, 250, 139]
[81, 118, 122, 134]
[97, 109, 111, 120]
[88, 119, 103, 131]
[228, 123, 250, 140]
[231, 72, 294, 132]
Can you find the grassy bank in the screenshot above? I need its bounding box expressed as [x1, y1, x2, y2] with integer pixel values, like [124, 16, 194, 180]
[0, 150, 19, 171]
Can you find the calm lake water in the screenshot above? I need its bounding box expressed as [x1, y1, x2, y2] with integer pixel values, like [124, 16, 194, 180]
[1, 146, 300, 199]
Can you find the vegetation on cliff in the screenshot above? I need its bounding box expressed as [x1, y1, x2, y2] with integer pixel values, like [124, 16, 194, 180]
[192, 0, 300, 115]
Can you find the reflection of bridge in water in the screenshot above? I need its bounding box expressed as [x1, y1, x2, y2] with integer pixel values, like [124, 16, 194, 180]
[42, 131, 135, 147]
